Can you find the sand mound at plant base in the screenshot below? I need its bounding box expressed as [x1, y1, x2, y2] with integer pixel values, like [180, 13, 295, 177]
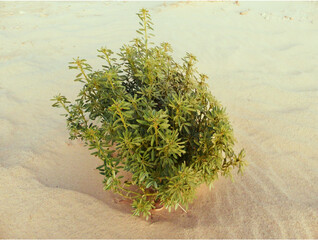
[0, 1, 317, 238]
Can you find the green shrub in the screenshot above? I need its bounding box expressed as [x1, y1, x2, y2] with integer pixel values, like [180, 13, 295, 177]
[52, 8, 246, 220]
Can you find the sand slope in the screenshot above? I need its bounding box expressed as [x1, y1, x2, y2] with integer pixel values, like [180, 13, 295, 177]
[0, 2, 317, 238]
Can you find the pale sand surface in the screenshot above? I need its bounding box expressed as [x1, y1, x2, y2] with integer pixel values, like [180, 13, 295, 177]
[0, 1, 318, 238]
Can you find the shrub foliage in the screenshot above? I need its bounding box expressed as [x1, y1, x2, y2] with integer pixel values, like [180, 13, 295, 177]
[52, 9, 246, 219]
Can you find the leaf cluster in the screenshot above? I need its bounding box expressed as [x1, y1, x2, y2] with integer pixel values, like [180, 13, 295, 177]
[52, 8, 246, 219]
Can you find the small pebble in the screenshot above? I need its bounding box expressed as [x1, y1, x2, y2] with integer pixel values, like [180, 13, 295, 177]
[284, 16, 293, 20]
[240, 10, 249, 15]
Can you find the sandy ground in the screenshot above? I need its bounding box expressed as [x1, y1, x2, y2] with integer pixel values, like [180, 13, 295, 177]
[1, 1, 318, 238]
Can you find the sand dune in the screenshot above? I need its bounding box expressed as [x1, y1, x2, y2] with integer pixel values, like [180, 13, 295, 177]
[0, 1, 317, 238]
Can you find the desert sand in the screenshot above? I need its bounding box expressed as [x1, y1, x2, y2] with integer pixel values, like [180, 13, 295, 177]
[0, 1, 318, 238]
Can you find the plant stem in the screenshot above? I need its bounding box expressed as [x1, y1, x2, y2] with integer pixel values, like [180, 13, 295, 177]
[77, 63, 89, 82]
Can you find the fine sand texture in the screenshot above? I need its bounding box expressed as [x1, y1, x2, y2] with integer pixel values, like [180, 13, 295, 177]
[0, 1, 318, 238]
